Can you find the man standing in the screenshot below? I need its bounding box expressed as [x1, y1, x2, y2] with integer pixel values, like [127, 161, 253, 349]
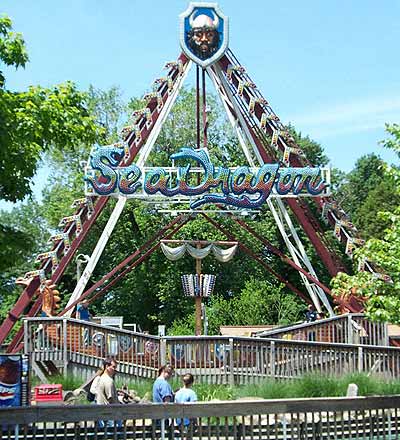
[305, 304, 318, 342]
[97, 358, 119, 405]
[96, 358, 120, 428]
[152, 365, 174, 437]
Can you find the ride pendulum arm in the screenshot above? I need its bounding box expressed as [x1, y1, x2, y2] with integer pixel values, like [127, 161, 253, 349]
[201, 213, 310, 303]
[65, 56, 192, 313]
[207, 67, 334, 313]
[214, 50, 382, 283]
[207, 51, 379, 312]
[0, 196, 107, 349]
[210, 53, 345, 277]
[59, 214, 191, 315]
[2, 54, 191, 351]
[206, 61, 337, 313]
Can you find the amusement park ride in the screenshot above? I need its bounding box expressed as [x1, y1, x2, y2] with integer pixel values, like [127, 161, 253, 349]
[0, 3, 391, 353]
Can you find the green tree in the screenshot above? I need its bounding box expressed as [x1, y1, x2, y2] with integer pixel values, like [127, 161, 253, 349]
[333, 153, 399, 239]
[331, 124, 400, 322]
[286, 123, 329, 166]
[168, 278, 304, 335]
[41, 85, 127, 229]
[0, 201, 48, 319]
[381, 123, 400, 158]
[0, 15, 28, 87]
[0, 15, 100, 202]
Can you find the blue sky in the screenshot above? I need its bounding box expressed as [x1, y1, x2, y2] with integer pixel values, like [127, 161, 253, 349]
[1, 0, 400, 209]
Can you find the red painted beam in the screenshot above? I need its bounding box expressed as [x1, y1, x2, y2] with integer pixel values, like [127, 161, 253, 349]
[231, 216, 333, 296]
[3, 53, 190, 349]
[1, 197, 108, 348]
[81, 218, 189, 306]
[58, 214, 190, 316]
[216, 54, 346, 276]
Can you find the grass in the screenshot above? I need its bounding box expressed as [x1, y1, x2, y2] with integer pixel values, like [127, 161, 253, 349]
[42, 373, 400, 401]
[31, 374, 83, 391]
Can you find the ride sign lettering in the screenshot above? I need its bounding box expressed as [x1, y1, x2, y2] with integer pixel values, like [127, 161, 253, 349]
[85, 146, 329, 209]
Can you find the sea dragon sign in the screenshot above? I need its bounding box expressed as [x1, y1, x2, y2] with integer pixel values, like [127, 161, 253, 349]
[85, 145, 329, 209]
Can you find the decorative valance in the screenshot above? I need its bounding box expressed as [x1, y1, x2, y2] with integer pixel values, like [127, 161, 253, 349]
[160, 242, 237, 262]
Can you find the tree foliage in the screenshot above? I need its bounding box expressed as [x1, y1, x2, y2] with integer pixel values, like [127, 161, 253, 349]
[331, 124, 400, 322]
[168, 278, 304, 335]
[0, 15, 28, 87]
[0, 201, 48, 319]
[0, 82, 101, 202]
[286, 123, 329, 166]
[0, 16, 100, 202]
[333, 154, 400, 239]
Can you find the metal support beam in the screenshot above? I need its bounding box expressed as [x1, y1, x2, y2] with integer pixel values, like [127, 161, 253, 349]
[201, 213, 310, 303]
[65, 59, 192, 313]
[210, 59, 335, 314]
[267, 198, 334, 316]
[60, 215, 190, 315]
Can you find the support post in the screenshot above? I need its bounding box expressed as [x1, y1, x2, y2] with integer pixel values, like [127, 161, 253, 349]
[196, 65, 200, 149]
[358, 346, 363, 373]
[23, 319, 29, 356]
[383, 322, 389, 346]
[195, 245, 202, 336]
[229, 338, 234, 386]
[160, 337, 167, 366]
[202, 68, 208, 149]
[270, 341, 276, 378]
[347, 315, 354, 345]
[63, 319, 68, 378]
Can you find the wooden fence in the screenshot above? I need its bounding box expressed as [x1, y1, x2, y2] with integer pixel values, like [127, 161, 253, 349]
[24, 316, 400, 383]
[1, 395, 400, 439]
[255, 314, 389, 346]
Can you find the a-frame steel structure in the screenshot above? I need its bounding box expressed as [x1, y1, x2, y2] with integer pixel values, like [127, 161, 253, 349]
[1, 5, 386, 353]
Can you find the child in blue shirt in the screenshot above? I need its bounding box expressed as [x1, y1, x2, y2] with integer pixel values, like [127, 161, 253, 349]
[175, 373, 198, 430]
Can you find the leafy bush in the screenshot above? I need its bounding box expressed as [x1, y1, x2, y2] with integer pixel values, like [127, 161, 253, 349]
[43, 372, 400, 401]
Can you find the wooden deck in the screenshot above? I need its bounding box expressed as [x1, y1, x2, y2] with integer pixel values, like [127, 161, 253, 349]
[23, 314, 400, 383]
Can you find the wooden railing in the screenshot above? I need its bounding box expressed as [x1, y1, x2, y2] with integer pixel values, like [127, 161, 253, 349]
[1, 395, 400, 439]
[24, 317, 400, 383]
[24, 318, 160, 379]
[255, 313, 389, 346]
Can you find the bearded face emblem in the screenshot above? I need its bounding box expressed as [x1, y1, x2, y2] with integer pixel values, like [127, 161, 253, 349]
[180, 4, 228, 68]
[187, 12, 220, 60]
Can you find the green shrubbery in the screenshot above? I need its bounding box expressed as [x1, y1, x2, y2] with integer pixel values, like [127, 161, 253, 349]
[46, 373, 400, 400]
